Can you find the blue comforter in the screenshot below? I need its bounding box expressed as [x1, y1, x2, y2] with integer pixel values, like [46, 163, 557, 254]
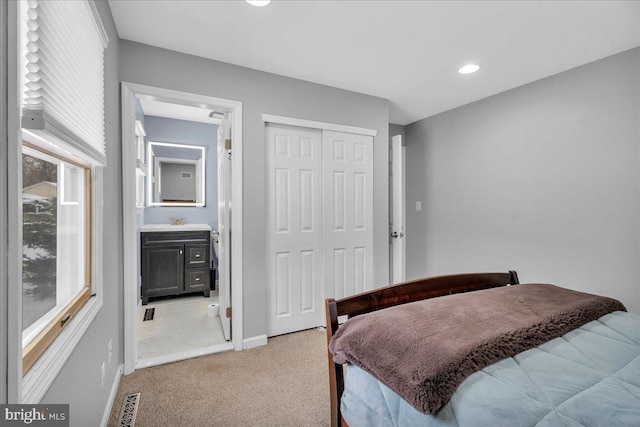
[341, 311, 640, 426]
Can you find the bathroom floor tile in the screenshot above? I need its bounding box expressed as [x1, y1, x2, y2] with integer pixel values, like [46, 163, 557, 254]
[137, 294, 227, 360]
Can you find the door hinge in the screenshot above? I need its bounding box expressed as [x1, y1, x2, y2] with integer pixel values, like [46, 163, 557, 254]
[226, 307, 232, 318]
[225, 138, 232, 151]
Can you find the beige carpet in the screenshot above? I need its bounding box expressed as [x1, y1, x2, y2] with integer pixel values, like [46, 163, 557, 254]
[108, 328, 330, 427]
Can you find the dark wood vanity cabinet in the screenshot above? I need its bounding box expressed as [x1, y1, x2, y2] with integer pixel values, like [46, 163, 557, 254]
[141, 230, 211, 305]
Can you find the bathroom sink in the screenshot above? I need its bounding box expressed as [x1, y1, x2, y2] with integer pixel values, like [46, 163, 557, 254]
[140, 223, 212, 232]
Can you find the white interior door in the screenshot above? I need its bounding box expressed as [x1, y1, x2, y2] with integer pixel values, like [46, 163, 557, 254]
[323, 130, 374, 299]
[266, 124, 324, 336]
[391, 135, 406, 284]
[217, 114, 232, 340]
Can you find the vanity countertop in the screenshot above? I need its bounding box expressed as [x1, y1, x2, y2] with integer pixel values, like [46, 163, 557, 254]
[140, 223, 212, 232]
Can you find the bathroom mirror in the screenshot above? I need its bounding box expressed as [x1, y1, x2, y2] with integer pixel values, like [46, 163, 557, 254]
[146, 141, 206, 207]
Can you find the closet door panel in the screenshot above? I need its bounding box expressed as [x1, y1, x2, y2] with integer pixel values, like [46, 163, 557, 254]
[266, 124, 323, 336]
[323, 130, 374, 300]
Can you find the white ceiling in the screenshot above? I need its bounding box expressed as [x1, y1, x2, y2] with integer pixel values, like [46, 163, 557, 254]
[109, 0, 640, 125]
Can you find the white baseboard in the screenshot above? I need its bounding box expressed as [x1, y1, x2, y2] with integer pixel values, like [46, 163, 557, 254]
[100, 364, 123, 427]
[243, 334, 267, 349]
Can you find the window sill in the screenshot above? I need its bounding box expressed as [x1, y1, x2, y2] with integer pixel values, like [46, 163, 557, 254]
[22, 294, 103, 403]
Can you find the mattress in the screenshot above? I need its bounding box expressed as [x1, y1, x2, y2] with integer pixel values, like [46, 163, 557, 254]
[341, 311, 640, 427]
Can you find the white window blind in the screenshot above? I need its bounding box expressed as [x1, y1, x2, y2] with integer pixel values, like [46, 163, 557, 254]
[21, 0, 109, 165]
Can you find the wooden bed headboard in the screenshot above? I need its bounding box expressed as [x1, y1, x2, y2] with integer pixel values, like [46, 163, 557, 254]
[324, 270, 520, 427]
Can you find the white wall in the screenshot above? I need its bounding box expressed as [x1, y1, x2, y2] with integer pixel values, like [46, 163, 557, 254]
[405, 47, 640, 313]
[119, 40, 390, 339]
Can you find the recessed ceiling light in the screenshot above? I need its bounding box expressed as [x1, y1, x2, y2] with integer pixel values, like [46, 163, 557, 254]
[458, 64, 480, 75]
[246, 0, 271, 6]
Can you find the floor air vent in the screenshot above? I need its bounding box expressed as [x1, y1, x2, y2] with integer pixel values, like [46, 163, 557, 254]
[118, 392, 141, 427]
[143, 308, 155, 321]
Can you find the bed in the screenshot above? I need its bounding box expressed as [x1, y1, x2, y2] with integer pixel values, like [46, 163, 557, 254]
[325, 271, 640, 426]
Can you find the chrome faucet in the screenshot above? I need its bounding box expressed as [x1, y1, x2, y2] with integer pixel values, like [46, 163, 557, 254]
[169, 217, 185, 226]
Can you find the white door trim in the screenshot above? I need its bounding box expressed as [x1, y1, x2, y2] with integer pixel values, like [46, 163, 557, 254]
[262, 114, 378, 137]
[121, 82, 244, 375]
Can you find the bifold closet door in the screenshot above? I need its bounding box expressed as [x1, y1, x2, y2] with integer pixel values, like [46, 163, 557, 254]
[266, 124, 324, 336]
[322, 130, 374, 299]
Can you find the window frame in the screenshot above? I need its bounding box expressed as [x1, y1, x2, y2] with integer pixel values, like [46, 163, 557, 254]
[17, 130, 104, 404]
[20, 142, 93, 375]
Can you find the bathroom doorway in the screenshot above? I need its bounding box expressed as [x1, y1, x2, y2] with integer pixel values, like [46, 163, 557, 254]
[121, 83, 243, 374]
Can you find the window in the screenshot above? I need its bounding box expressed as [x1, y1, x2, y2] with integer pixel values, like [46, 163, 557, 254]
[21, 143, 91, 374]
[13, 0, 108, 400]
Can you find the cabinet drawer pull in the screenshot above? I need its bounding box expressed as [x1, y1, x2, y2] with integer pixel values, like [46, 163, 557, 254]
[194, 277, 201, 282]
[195, 254, 201, 258]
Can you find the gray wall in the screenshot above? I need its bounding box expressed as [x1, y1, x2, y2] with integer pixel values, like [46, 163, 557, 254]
[40, 1, 123, 425]
[405, 47, 640, 314]
[143, 115, 218, 227]
[119, 40, 390, 340]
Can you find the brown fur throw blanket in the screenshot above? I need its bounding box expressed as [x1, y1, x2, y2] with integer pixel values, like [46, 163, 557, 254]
[329, 283, 626, 414]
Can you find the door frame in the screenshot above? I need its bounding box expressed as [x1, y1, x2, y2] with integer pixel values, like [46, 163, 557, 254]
[121, 82, 244, 374]
[262, 114, 378, 138]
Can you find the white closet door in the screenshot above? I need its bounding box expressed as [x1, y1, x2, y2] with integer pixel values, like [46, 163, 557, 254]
[323, 131, 374, 299]
[266, 124, 324, 336]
